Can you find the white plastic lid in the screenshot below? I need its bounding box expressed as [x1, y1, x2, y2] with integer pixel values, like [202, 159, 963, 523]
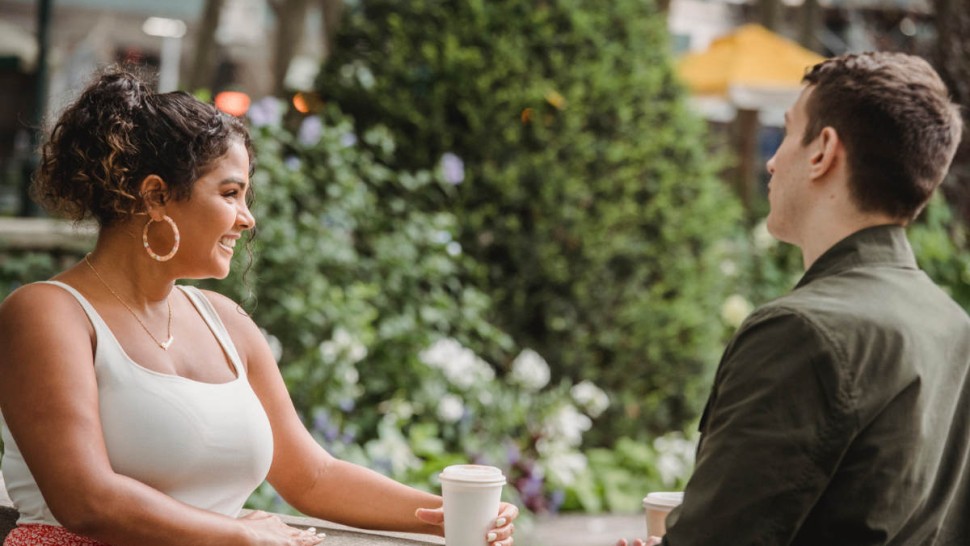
[439, 464, 506, 485]
[642, 491, 684, 510]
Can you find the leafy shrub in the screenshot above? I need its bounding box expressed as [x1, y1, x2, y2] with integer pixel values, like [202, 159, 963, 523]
[318, 0, 744, 441]
[0, 249, 80, 300]
[209, 102, 626, 514]
[909, 194, 970, 309]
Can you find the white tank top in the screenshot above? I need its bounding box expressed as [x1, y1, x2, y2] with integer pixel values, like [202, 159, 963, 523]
[0, 281, 274, 525]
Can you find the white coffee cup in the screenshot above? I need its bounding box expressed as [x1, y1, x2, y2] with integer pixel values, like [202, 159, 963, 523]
[642, 491, 684, 537]
[439, 464, 506, 546]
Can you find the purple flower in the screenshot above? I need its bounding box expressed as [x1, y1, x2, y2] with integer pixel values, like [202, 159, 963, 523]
[506, 443, 521, 466]
[312, 409, 339, 442]
[284, 156, 302, 171]
[339, 398, 356, 412]
[440, 152, 465, 185]
[340, 132, 358, 148]
[549, 490, 566, 513]
[517, 473, 543, 499]
[298, 116, 324, 146]
[248, 97, 283, 128]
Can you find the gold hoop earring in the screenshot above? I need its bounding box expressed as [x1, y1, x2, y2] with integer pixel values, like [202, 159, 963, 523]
[143, 215, 180, 262]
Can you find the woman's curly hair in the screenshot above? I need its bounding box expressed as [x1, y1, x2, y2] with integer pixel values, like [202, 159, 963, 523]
[33, 66, 254, 226]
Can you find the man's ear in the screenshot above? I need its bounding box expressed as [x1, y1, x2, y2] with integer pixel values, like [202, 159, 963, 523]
[809, 126, 841, 180]
[139, 175, 169, 220]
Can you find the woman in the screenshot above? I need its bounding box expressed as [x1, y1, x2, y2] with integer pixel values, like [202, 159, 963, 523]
[0, 68, 518, 546]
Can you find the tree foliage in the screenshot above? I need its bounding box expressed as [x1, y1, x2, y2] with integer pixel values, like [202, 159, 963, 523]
[317, 0, 745, 438]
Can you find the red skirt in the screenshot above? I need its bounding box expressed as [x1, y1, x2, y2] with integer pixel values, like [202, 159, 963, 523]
[4, 524, 108, 546]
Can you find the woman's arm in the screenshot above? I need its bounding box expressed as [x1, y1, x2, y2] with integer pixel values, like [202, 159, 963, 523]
[208, 291, 516, 542]
[0, 284, 314, 546]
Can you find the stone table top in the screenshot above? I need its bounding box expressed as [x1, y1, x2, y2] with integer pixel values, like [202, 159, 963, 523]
[0, 474, 442, 546]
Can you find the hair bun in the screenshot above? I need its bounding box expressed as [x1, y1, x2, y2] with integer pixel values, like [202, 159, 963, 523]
[86, 68, 154, 113]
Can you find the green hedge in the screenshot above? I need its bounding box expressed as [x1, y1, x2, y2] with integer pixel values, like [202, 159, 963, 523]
[318, 0, 745, 441]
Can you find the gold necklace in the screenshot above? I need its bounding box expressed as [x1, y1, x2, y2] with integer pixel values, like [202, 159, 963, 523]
[84, 254, 174, 350]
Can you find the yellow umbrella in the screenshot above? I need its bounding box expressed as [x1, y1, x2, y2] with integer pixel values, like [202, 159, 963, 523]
[677, 24, 826, 97]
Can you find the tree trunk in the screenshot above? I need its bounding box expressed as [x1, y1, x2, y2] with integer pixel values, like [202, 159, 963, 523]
[270, 0, 313, 95]
[798, 0, 822, 53]
[187, 0, 224, 92]
[935, 0, 970, 222]
[320, 0, 345, 60]
[758, 0, 780, 30]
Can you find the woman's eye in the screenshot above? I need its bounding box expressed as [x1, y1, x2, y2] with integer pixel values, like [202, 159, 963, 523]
[224, 190, 239, 198]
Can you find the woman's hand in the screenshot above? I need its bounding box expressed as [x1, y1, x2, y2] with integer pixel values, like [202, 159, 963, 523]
[616, 537, 662, 546]
[239, 511, 326, 545]
[415, 501, 520, 545]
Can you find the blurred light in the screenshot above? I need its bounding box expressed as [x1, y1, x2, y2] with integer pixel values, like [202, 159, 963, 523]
[142, 17, 186, 38]
[293, 92, 310, 114]
[291, 92, 324, 114]
[899, 17, 917, 37]
[215, 91, 251, 116]
[544, 89, 566, 110]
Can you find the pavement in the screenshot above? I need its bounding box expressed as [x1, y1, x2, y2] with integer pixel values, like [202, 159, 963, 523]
[518, 513, 646, 546]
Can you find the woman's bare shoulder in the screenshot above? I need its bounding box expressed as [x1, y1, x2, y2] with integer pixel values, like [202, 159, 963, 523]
[0, 281, 87, 316]
[0, 282, 92, 345]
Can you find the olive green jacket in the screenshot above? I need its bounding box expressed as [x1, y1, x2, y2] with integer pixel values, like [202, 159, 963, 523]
[665, 225, 970, 545]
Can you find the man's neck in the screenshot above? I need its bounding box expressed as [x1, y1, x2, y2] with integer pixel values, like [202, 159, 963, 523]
[799, 212, 903, 270]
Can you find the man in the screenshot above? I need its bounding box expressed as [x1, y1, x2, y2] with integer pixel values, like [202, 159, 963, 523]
[621, 52, 969, 545]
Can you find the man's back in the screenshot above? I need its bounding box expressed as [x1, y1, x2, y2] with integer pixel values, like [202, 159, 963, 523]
[775, 227, 970, 544]
[666, 226, 970, 545]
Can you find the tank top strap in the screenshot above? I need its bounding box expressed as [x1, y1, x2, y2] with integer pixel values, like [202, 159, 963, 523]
[176, 286, 247, 379]
[37, 280, 115, 341]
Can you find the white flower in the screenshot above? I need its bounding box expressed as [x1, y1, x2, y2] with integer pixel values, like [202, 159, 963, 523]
[477, 390, 494, 405]
[419, 338, 495, 390]
[752, 219, 777, 251]
[319, 328, 368, 364]
[570, 380, 609, 418]
[432, 230, 452, 244]
[653, 433, 697, 487]
[378, 399, 414, 421]
[541, 451, 588, 487]
[437, 394, 465, 423]
[541, 404, 592, 449]
[510, 349, 551, 391]
[342, 366, 360, 385]
[721, 294, 753, 328]
[366, 417, 420, 476]
[440, 152, 465, 185]
[719, 259, 738, 277]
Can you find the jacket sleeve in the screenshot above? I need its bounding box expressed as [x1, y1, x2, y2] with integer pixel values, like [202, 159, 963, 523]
[664, 306, 856, 545]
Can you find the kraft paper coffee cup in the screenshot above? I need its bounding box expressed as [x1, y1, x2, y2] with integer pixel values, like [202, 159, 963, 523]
[643, 491, 684, 537]
[439, 465, 506, 546]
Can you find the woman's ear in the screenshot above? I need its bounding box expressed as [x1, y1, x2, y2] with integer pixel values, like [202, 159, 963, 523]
[809, 126, 841, 180]
[139, 175, 169, 220]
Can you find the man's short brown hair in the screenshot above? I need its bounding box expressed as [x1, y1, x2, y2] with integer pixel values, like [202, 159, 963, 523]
[801, 52, 963, 221]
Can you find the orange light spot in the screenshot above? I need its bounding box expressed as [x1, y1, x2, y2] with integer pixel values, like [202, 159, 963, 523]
[214, 91, 251, 117]
[293, 92, 310, 114]
[293, 92, 325, 114]
[520, 107, 534, 124]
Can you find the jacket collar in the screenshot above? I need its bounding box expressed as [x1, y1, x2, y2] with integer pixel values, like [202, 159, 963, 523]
[795, 224, 917, 289]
